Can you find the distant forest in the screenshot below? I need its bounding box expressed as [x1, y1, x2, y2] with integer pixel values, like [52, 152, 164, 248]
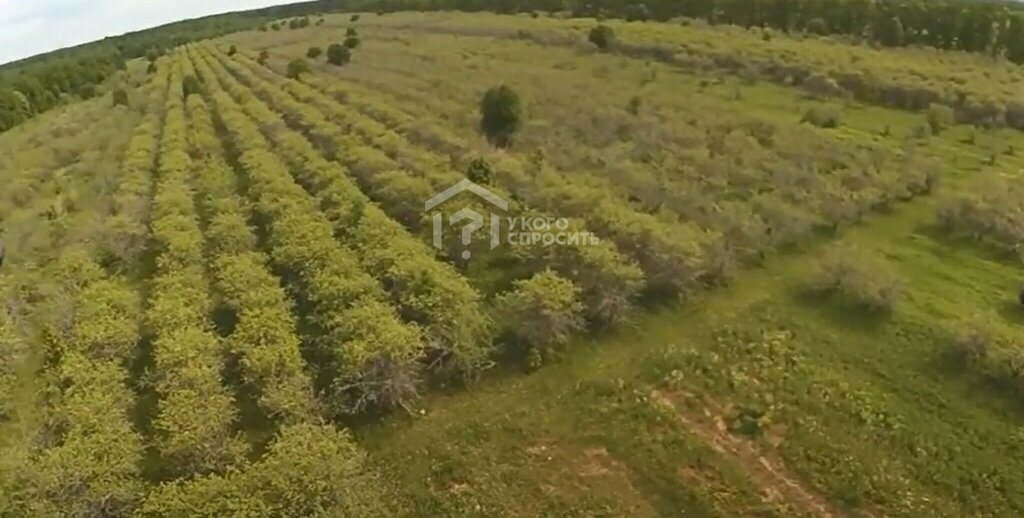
[4, 0, 1024, 133]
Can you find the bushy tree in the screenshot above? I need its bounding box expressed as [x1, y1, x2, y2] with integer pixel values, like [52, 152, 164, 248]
[589, 25, 616, 51]
[306, 46, 323, 59]
[257, 49, 269, 65]
[479, 84, 523, 148]
[801, 106, 841, 128]
[495, 270, 583, 367]
[351, 14, 361, 22]
[112, 88, 129, 107]
[286, 59, 311, 80]
[926, 103, 956, 134]
[270, 22, 281, 31]
[347, 27, 358, 37]
[227, 45, 237, 57]
[810, 245, 901, 312]
[344, 36, 361, 49]
[327, 43, 352, 66]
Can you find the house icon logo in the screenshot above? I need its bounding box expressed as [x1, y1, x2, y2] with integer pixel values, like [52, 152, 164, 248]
[425, 179, 509, 260]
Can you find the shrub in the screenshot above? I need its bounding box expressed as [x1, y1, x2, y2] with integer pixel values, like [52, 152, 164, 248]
[495, 270, 584, 367]
[344, 36, 361, 49]
[589, 25, 616, 51]
[181, 75, 201, 97]
[351, 14, 361, 22]
[257, 50, 270, 65]
[465, 157, 493, 185]
[147, 62, 157, 74]
[286, 59, 311, 80]
[926, 103, 955, 135]
[270, 22, 281, 31]
[327, 43, 351, 66]
[111, 88, 129, 107]
[810, 245, 901, 312]
[948, 319, 995, 364]
[306, 46, 323, 59]
[479, 85, 523, 148]
[227, 45, 237, 57]
[347, 27, 358, 37]
[800, 106, 841, 128]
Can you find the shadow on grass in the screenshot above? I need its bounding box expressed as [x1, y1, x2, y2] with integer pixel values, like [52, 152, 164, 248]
[791, 286, 893, 332]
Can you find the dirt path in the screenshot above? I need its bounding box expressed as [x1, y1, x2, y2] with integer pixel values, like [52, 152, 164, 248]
[651, 389, 844, 518]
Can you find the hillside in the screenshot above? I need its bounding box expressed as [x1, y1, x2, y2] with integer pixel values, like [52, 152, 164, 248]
[3, 7, 1024, 517]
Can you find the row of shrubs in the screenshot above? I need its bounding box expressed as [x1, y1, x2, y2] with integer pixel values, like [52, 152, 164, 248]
[226, 47, 646, 330]
[201, 46, 496, 377]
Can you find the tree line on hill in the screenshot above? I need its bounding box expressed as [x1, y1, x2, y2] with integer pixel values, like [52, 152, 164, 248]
[362, 0, 1024, 61]
[0, 15, 262, 133]
[6, 0, 1024, 135]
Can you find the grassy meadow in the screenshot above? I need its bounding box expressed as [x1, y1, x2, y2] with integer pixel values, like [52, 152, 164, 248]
[3, 8, 1024, 516]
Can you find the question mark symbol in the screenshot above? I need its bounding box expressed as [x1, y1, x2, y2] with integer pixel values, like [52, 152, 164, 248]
[450, 208, 484, 260]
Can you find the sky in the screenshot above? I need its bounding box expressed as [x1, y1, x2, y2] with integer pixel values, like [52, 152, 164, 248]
[0, 0, 287, 65]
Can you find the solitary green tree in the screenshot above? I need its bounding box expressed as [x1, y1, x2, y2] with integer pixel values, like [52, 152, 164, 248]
[327, 43, 351, 66]
[479, 85, 523, 148]
[286, 59, 311, 80]
[306, 46, 323, 59]
[589, 25, 616, 51]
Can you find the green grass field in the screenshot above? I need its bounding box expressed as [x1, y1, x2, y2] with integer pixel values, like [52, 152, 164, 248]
[4, 8, 1024, 516]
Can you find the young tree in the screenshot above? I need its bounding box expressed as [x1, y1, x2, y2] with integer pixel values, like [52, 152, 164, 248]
[306, 46, 323, 59]
[112, 88, 129, 107]
[327, 43, 351, 66]
[495, 270, 583, 366]
[479, 84, 523, 148]
[286, 59, 311, 80]
[589, 25, 616, 51]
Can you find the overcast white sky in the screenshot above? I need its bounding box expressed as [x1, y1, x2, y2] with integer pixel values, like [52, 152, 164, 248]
[0, 0, 287, 64]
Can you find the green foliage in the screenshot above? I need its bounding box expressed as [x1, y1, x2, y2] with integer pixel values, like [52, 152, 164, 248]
[347, 27, 358, 37]
[589, 24, 616, 51]
[344, 36, 361, 49]
[138, 424, 389, 517]
[495, 270, 584, 365]
[327, 43, 352, 66]
[479, 84, 523, 148]
[286, 58, 311, 80]
[800, 105, 841, 128]
[806, 17, 828, 35]
[111, 88, 129, 107]
[465, 157, 493, 185]
[623, 3, 650, 22]
[936, 180, 1024, 252]
[182, 74, 201, 97]
[270, 22, 281, 31]
[227, 45, 237, 56]
[810, 246, 901, 312]
[306, 46, 323, 59]
[257, 49, 270, 65]
[926, 103, 955, 135]
[351, 14, 361, 22]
